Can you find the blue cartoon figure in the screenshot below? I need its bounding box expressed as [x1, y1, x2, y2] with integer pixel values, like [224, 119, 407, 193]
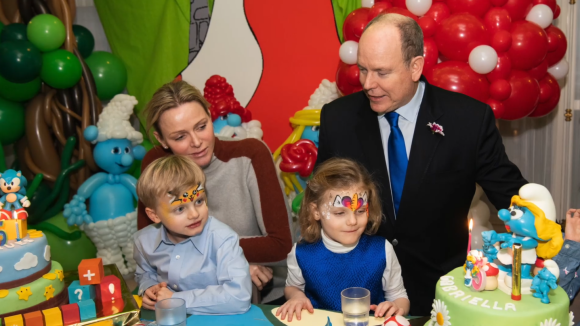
[0, 170, 30, 220]
[63, 95, 145, 274]
[531, 260, 560, 304]
[482, 183, 563, 295]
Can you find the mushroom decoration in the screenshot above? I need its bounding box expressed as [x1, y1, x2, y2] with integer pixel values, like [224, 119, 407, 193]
[384, 315, 410, 326]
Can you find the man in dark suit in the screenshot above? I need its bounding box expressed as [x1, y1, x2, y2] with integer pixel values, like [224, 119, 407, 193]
[316, 14, 527, 316]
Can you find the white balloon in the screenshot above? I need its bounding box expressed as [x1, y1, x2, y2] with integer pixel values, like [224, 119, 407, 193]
[361, 0, 375, 8]
[525, 4, 553, 29]
[406, 0, 432, 16]
[468, 45, 498, 74]
[547, 59, 569, 80]
[339, 41, 359, 65]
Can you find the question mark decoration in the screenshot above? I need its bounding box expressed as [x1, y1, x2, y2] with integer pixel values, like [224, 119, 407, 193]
[75, 288, 83, 301]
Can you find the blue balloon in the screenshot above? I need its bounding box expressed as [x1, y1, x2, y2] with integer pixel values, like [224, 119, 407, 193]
[300, 125, 320, 147]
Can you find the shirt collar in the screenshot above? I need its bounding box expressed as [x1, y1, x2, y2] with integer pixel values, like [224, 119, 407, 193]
[153, 217, 212, 254]
[378, 81, 425, 123]
[321, 229, 358, 254]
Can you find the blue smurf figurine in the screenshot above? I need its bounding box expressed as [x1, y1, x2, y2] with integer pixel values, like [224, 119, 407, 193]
[0, 170, 30, 220]
[531, 260, 560, 304]
[63, 94, 145, 274]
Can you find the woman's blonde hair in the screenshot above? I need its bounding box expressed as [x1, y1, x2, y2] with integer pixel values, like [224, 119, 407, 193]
[137, 155, 206, 209]
[144, 81, 211, 139]
[299, 158, 382, 243]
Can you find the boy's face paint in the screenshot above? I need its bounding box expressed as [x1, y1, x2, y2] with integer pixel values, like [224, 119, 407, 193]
[153, 183, 209, 244]
[315, 187, 369, 246]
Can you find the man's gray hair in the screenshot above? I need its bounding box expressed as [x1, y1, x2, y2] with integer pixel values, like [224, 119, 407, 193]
[364, 13, 424, 67]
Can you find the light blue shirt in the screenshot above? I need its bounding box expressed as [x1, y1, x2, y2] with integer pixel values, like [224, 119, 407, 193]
[133, 216, 252, 315]
[377, 81, 425, 215]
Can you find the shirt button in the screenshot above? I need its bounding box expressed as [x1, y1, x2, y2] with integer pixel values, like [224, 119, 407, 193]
[173, 284, 178, 289]
[176, 255, 180, 259]
[392, 239, 398, 246]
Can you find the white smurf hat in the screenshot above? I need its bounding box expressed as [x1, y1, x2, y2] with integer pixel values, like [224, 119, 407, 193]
[518, 183, 556, 222]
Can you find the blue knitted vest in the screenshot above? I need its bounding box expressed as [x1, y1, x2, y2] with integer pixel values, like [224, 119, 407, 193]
[295, 234, 386, 311]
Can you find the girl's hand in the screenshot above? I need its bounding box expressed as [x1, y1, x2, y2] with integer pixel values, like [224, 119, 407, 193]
[275, 296, 314, 322]
[371, 301, 405, 318]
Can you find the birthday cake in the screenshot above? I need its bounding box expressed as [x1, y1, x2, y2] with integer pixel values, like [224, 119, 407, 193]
[425, 184, 573, 326]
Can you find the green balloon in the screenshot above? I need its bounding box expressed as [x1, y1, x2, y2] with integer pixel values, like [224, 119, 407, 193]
[41, 212, 97, 272]
[0, 97, 25, 145]
[27, 14, 66, 52]
[72, 25, 94, 58]
[85, 51, 128, 101]
[0, 41, 42, 83]
[0, 74, 41, 102]
[0, 21, 4, 37]
[41, 49, 82, 89]
[0, 23, 27, 42]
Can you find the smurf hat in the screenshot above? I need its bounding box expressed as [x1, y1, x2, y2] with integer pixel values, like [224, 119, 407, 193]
[517, 183, 556, 222]
[87, 94, 143, 146]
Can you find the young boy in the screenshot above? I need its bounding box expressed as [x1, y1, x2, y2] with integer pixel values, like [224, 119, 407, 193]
[134, 155, 251, 315]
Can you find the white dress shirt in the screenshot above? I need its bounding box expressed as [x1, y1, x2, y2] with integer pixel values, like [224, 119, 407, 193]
[285, 230, 408, 303]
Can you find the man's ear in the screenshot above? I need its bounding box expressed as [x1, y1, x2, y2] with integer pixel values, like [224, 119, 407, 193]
[410, 55, 425, 82]
[310, 203, 321, 221]
[145, 207, 162, 224]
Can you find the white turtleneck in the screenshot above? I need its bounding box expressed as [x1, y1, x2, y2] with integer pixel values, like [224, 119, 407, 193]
[285, 230, 408, 302]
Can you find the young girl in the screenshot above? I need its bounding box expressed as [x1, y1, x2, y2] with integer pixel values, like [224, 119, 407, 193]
[276, 158, 410, 321]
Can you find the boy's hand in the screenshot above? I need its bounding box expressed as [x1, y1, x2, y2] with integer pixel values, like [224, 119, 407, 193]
[249, 265, 273, 290]
[566, 209, 580, 243]
[371, 301, 404, 318]
[156, 287, 174, 301]
[275, 296, 314, 322]
[142, 282, 167, 310]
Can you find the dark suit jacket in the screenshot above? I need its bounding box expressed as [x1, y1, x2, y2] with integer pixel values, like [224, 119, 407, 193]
[315, 76, 527, 316]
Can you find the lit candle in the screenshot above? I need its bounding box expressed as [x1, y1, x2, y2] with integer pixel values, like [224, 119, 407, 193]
[467, 218, 473, 255]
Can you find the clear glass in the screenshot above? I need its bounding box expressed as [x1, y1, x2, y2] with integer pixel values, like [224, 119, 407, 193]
[154, 298, 187, 326]
[341, 287, 370, 326]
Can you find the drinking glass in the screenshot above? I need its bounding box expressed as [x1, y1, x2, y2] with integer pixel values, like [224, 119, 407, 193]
[341, 287, 370, 326]
[154, 298, 186, 326]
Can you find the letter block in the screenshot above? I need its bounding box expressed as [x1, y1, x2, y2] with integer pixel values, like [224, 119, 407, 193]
[68, 281, 95, 304]
[3, 314, 24, 326]
[60, 303, 80, 325]
[101, 298, 125, 316]
[22, 311, 44, 326]
[78, 258, 104, 285]
[78, 299, 97, 321]
[96, 275, 122, 303]
[42, 307, 63, 326]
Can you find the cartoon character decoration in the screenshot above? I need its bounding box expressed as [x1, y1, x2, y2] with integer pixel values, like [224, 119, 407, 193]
[463, 250, 500, 291]
[0, 170, 30, 220]
[203, 75, 263, 139]
[63, 94, 146, 275]
[531, 260, 560, 304]
[482, 183, 563, 296]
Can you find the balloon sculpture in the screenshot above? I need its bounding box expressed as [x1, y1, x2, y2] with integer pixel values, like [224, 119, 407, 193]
[63, 95, 146, 275]
[203, 75, 263, 139]
[336, 0, 568, 119]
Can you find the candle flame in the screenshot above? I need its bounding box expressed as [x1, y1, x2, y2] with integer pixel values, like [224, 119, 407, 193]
[469, 218, 473, 232]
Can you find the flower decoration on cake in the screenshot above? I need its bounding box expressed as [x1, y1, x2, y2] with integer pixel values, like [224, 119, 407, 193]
[44, 285, 55, 300]
[430, 299, 451, 326]
[427, 122, 445, 136]
[540, 318, 561, 326]
[55, 269, 64, 281]
[16, 286, 32, 301]
[569, 312, 574, 326]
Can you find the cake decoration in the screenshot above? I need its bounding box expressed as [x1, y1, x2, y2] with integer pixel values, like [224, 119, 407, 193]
[14, 252, 38, 271]
[54, 270, 63, 282]
[531, 260, 559, 304]
[383, 315, 410, 326]
[430, 299, 451, 326]
[512, 243, 523, 300]
[569, 312, 574, 326]
[43, 285, 55, 300]
[0, 289, 8, 298]
[540, 318, 561, 326]
[42, 273, 56, 280]
[43, 245, 50, 261]
[0, 170, 30, 220]
[16, 287, 32, 301]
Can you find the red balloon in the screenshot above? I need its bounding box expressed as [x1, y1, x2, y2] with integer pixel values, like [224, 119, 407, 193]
[368, 2, 393, 21]
[491, 0, 509, 6]
[447, 0, 492, 17]
[486, 98, 505, 119]
[501, 70, 540, 120]
[529, 73, 560, 117]
[424, 61, 490, 103]
[502, 0, 533, 21]
[384, 7, 419, 23]
[419, 16, 437, 38]
[435, 13, 489, 62]
[533, 0, 556, 12]
[336, 61, 362, 96]
[491, 31, 512, 53]
[538, 80, 552, 102]
[423, 38, 439, 71]
[425, 3, 451, 25]
[391, 0, 407, 9]
[527, 59, 548, 81]
[343, 8, 370, 42]
[553, 5, 560, 19]
[484, 8, 512, 33]
[487, 53, 512, 82]
[490, 79, 512, 101]
[507, 21, 548, 70]
[545, 25, 567, 66]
